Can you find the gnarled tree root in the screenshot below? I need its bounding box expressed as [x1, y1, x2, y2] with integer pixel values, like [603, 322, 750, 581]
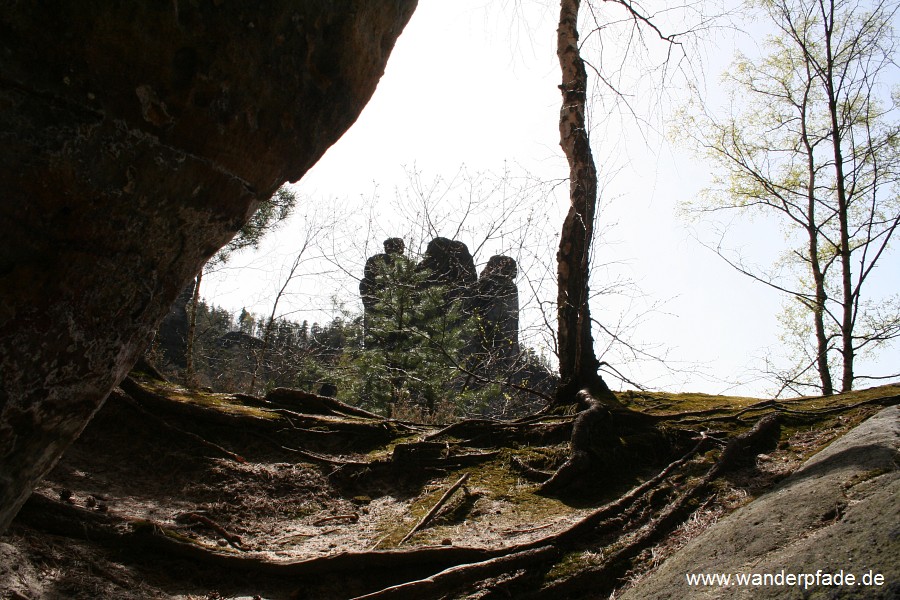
[350, 546, 561, 600]
[15, 385, 828, 600]
[539, 390, 668, 495]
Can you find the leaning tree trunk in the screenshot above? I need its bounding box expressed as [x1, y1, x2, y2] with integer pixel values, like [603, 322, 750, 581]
[555, 0, 616, 404]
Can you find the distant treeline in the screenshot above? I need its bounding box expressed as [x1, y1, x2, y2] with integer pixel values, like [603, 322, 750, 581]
[149, 300, 554, 421]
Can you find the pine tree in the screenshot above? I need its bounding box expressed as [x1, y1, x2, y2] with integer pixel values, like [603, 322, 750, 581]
[344, 254, 477, 418]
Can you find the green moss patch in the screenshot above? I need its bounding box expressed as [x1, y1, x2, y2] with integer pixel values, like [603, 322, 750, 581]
[135, 377, 280, 420]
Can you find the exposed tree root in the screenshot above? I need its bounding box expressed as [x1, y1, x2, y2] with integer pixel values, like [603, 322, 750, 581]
[546, 435, 710, 547]
[425, 418, 573, 447]
[114, 388, 247, 463]
[778, 394, 899, 419]
[268, 407, 406, 440]
[342, 413, 775, 599]
[539, 391, 611, 494]
[317, 430, 715, 599]
[18, 369, 894, 599]
[119, 376, 414, 461]
[118, 377, 282, 439]
[525, 479, 718, 599]
[713, 412, 780, 475]
[248, 432, 371, 467]
[15, 431, 709, 597]
[16, 491, 128, 544]
[510, 456, 554, 482]
[264, 388, 417, 424]
[506, 414, 787, 599]
[132, 355, 170, 382]
[16, 492, 500, 578]
[664, 393, 899, 425]
[350, 545, 561, 600]
[411, 451, 502, 468]
[539, 390, 671, 495]
[313, 514, 360, 526]
[176, 512, 247, 550]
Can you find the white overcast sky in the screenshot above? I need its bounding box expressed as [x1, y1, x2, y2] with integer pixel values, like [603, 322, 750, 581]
[203, 1, 900, 397]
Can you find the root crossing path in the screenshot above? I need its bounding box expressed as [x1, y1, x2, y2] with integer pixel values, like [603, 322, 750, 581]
[4, 375, 897, 599]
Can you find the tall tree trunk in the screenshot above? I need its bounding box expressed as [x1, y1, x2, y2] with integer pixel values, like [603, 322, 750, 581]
[808, 215, 833, 396]
[185, 270, 202, 388]
[820, 0, 854, 392]
[555, 0, 616, 404]
[799, 88, 834, 396]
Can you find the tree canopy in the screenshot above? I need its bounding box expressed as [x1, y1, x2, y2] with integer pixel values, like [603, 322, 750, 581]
[679, 0, 900, 395]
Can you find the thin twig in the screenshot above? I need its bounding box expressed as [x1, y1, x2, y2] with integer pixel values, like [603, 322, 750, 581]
[350, 545, 559, 600]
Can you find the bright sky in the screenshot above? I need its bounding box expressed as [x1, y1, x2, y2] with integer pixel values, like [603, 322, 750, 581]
[203, 1, 900, 397]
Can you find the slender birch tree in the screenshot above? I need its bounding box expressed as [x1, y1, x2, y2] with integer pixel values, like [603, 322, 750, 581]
[681, 0, 900, 395]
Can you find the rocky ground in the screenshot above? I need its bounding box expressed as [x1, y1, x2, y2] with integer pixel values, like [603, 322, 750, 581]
[1, 374, 897, 600]
[620, 405, 899, 599]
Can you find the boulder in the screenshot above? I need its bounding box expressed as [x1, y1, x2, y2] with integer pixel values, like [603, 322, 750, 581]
[621, 406, 900, 599]
[0, 0, 416, 532]
[417, 237, 477, 301]
[471, 255, 520, 366]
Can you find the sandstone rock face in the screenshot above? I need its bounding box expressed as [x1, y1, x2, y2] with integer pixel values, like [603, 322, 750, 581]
[418, 237, 477, 301]
[621, 406, 900, 600]
[471, 255, 520, 368]
[360, 240, 521, 369]
[0, 1, 416, 532]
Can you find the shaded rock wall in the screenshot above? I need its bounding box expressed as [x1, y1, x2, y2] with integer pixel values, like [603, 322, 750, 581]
[470, 255, 520, 368]
[0, 1, 416, 532]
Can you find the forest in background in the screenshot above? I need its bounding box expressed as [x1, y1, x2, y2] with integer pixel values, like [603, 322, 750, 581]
[149, 295, 556, 422]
